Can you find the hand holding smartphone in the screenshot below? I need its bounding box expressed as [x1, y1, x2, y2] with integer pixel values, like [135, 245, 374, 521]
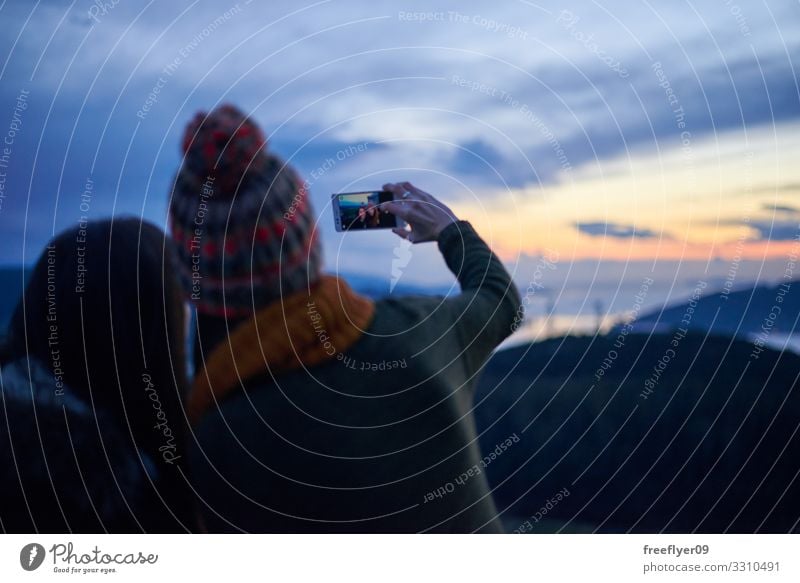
[332, 182, 458, 243]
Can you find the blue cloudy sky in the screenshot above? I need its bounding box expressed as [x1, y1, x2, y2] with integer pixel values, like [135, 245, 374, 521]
[1, 0, 799, 323]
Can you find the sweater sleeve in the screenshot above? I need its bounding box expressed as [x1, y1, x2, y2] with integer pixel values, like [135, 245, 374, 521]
[436, 220, 522, 376]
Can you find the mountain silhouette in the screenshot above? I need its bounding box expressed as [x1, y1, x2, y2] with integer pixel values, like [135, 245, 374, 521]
[476, 333, 800, 533]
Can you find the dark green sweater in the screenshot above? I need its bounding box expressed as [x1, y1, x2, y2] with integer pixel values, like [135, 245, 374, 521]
[190, 221, 521, 532]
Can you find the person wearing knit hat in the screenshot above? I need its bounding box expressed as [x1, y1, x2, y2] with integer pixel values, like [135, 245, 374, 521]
[169, 104, 321, 318]
[171, 104, 522, 533]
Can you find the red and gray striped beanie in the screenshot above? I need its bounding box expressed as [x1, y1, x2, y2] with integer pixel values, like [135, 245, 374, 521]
[168, 104, 321, 317]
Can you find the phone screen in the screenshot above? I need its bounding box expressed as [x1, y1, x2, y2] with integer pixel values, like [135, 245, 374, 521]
[334, 191, 397, 231]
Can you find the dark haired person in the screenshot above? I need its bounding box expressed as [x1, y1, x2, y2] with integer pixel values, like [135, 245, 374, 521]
[357, 204, 368, 229]
[0, 219, 196, 532]
[366, 201, 380, 227]
[170, 104, 521, 533]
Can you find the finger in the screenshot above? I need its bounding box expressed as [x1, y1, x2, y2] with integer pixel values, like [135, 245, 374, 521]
[383, 183, 404, 197]
[392, 227, 410, 239]
[404, 187, 434, 208]
[401, 181, 428, 199]
[384, 201, 411, 219]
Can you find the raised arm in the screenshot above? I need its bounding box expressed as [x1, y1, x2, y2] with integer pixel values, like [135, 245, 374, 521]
[384, 182, 521, 374]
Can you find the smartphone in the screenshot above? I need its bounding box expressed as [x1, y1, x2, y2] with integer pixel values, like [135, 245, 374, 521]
[331, 190, 405, 232]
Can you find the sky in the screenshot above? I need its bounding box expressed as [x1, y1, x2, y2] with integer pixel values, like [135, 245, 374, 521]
[0, 0, 799, 324]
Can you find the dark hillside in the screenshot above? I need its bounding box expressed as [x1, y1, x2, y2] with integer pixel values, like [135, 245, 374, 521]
[476, 333, 800, 532]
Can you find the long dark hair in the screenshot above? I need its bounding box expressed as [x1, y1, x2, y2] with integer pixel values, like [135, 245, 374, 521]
[2, 218, 195, 532]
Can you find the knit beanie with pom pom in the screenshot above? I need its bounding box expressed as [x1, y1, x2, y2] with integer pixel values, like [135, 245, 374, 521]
[168, 104, 321, 317]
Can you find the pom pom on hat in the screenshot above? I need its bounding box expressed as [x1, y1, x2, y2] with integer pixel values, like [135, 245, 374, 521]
[181, 104, 267, 195]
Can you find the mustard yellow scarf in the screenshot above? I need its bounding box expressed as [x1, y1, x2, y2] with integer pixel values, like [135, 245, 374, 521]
[187, 276, 374, 425]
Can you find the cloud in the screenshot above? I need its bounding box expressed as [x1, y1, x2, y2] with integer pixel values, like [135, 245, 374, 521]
[709, 194, 800, 240]
[719, 209, 800, 241]
[746, 220, 800, 241]
[574, 221, 662, 239]
[1, 0, 799, 265]
[762, 203, 800, 214]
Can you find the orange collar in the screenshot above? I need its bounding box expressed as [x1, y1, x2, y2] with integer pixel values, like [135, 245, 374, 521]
[187, 275, 375, 425]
